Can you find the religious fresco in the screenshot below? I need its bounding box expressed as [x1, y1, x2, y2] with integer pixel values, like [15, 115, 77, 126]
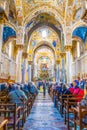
[0, 6, 8, 23]
[8, 0, 16, 21]
[22, 0, 65, 18]
[3, 26, 16, 43]
[29, 26, 59, 50]
[72, 26, 87, 43]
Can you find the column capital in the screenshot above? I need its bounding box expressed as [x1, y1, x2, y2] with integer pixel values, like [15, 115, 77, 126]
[16, 45, 24, 50]
[28, 61, 32, 65]
[56, 59, 61, 65]
[60, 52, 66, 58]
[22, 52, 28, 59]
[65, 45, 72, 51]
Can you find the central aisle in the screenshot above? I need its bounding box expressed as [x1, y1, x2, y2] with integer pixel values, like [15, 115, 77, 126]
[23, 92, 68, 130]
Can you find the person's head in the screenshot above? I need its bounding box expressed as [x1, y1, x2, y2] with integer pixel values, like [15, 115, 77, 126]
[16, 85, 21, 90]
[73, 80, 79, 87]
[62, 84, 67, 90]
[70, 83, 73, 88]
[77, 76, 80, 81]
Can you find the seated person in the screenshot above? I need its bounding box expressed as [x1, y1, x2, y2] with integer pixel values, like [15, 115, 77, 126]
[62, 84, 71, 94]
[78, 83, 87, 124]
[80, 79, 86, 89]
[0, 83, 9, 97]
[73, 80, 80, 95]
[73, 80, 84, 101]
[8, 83, 15, 92]
[29, 83, 37, 95]
[7, 84, 27, 106]
[56, 83, 63, 94]
[0, 83, 9, 91]
[68, 83, 74, 94]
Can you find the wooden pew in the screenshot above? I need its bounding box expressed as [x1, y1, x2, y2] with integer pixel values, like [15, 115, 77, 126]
[64, 97, 78, 129]
[0, 117, 8, 130]
[73, 105, 87, 130]
[63, 95, 84, 130]
[0, 94, 33, 127]
[0, 103, 21, 130]
[57, 94, 72, 116]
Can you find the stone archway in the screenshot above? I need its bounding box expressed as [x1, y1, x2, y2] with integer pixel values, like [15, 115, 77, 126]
[33, 44, 55, 80]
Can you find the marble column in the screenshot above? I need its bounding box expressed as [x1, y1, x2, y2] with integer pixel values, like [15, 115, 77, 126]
[60, 52, 66, 83]
[77, 41, 80, 58]
[34, 63, 38, 78]
[56, 60, 61, 83]
[16, 25, 25, 82]
[0, 25, 3, 72]
[21, 52, 28, 83]
[16, 45, 23, 83]
[28, 61, 32, 82]
[65, 45, 72, 83]
[21, 59, 26, 83]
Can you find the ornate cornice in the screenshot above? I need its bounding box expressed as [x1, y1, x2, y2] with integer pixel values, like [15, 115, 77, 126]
[28, 61, 32, 65]
[56, 58, 61, 65]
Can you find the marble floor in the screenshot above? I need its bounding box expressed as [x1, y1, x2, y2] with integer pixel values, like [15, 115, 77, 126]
[23, 92, 68, 130]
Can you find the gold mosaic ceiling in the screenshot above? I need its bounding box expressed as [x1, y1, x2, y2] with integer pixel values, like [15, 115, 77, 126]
[0, 0, 85, 27]
[22, 0, 65, 18]
[29, 26, 59, 50]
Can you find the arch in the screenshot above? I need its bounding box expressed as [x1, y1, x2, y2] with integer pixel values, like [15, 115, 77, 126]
[72, 37, 82, 43]
[2, 37, 16, 50]
[36, 55, 54, 65]
[72, 26, 87, 43]
[26, 22, 61, 51]
[23, 5, 64, 30]
[33, 42, 55, 55]
[72, 20, 87, 33]
[4, 21, 17, 31]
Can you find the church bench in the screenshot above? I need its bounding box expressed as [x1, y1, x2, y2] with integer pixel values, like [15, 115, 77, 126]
[63, 95, 84, 129]
[57, 94, 72, 116]
[0, 103, 21, 130]
[73, 105, 87, 130]
[64, 97, 79, 129]
[0, 117, 8, 130]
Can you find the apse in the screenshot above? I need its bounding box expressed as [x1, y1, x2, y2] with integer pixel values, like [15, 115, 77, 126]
[33, 45, 55, 80]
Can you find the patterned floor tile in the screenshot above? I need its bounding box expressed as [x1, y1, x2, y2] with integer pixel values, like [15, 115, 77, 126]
[23, 92, 68, 130]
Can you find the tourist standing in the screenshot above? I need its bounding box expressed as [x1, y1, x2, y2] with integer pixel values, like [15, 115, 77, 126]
[43, 80, 46, 96]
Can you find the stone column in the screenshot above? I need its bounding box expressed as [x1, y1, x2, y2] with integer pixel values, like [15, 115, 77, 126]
[16, 45, 23, 83]
[65, 45, 72, 83]
[34, 62, 38, 78]
[22, 52, 28, 83]
[60, 52, 66, 83]
[56, 60, 61, 82]
[77, 42, 80, 58]
[0, 25, 3, 72]
[28, 61, 32, 82]
[16, 25, 25, 82]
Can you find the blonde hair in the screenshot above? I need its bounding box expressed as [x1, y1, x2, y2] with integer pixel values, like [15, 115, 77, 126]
[84, 84, 87, 97]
